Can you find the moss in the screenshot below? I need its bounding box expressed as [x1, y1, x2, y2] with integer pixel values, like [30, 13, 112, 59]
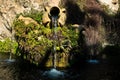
[0, 38, 18, 54]
[23, 9, 43, 24]
[12, 9, 79, 66]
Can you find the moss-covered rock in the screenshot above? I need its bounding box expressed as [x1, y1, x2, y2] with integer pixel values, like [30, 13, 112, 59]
[12, 10, 79, 67]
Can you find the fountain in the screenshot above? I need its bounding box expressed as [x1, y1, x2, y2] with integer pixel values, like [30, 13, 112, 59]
[51, 7, 60, 68]
[43, 6, 65, 79]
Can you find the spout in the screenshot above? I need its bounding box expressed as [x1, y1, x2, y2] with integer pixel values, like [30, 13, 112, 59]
[49, 6, 60, 18]
[48, 6, 60, 27]
[42, 5, 66, 27]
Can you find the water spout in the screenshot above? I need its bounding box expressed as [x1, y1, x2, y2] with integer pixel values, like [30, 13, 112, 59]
[49, 6, 60, 18]
[49, 6, 60, 68]
[42, 10, 65, 78]
[52, 16, 58, 68]
[49, 6, 60, 28]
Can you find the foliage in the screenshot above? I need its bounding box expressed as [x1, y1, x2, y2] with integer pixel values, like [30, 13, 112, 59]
[12, 10, 79, 65]
[23, 9, 43, 24]
[0, 38, 18, 54]
[13, 20, 51, 64]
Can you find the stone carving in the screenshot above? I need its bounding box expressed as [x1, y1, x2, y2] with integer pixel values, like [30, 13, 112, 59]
[42, 0, 66, 27]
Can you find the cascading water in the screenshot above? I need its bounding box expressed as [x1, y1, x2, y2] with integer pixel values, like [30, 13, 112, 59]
[42, 6, 65, 79]
[52, 16, 58, 68]
[49, 6, 60, 68]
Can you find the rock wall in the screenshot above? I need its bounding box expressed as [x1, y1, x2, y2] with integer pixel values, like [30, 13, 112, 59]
[0, 0, 119, 40]
[0, 0, 44, 40]
[98, 0, 119, 14]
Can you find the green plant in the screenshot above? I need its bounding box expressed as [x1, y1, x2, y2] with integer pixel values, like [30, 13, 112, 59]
[0, 38, 18, 54]
[13, 9, 79, 65]
[23, 9, 43, 24]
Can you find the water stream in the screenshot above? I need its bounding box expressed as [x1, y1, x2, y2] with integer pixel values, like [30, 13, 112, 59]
[7, 52, 15, 63]
[42, 15, 66, 79]
[52, 16, 58, 69]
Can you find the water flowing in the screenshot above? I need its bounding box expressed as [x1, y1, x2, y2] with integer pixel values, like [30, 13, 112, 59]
[42, 16, 65, 80]
[52, 16, 58, 68]
[7, 40, 16, 63]
[6, 52, 15, 63]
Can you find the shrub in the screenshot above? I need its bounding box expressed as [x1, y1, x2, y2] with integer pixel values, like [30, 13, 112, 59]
[0, 38, 18, 54]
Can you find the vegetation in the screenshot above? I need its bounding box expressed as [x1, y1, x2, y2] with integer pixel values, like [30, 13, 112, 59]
[0, 1, 120, 67]
[0, 38, 18, 54]
[22, 9, 43, 24]
[12, 9, 79, 65]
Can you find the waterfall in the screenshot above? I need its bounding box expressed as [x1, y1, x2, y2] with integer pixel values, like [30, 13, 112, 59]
[52, 16, 58, 68]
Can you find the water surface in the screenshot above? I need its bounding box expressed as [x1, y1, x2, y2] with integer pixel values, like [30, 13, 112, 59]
[0, 52, 120, 80]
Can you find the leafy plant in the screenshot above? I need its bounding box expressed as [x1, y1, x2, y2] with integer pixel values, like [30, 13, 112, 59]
[12, 9, 79, 65]
[0, 38, 18, 54]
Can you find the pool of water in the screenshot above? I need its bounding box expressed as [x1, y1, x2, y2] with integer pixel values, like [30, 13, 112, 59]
[0, 52, 120, 80]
